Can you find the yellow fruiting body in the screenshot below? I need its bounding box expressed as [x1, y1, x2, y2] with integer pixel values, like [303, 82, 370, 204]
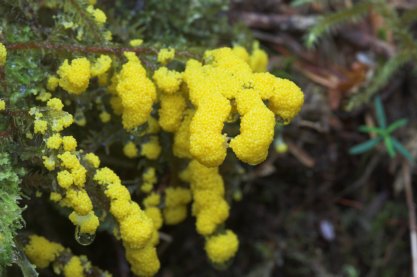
[0, 100, 5, 111]
[153, 67, 183, 94]
[86, 5, 107, 25]
[47, 75, 59, 91]
[71, 165, 87, 187]
[58, 151, 81, 169]
[99, 111, 111, 123]
[58, 58, 91, 95]
[123, 141, 138, 158]
[93, 167, 160, 276]
[126, 245, 160, 277]
[24, 235, 64, 269]
[157, 48, 175, 64]
[46, 133, 63, 149]
[0, 43, 6, 66]
[24, 42, 304, 276]
[145, 207, 163, 230]
[141, 136, 161, 160]
[205, 230, 239, 264]
[163, 205, 188, 225]
[116, 52, 156, 130]
[84, 153, 101, 168]
[173, 109, 193, 159]
[158, 93, 186, 132]
[65, 189, 93, 215]
[143, 193, 161, 207]
[129, 39, 143, 47]
[34, 119, 48, 134]
[42, 156, 56, 171]
[50, 192, 62, 202]
[62, 136, 77, 151]
[47, 97, 64, 111]
[69, 211, 100, 234]
[57, 170, 74, 189]
[63, 256, 84, 277]
[91, 55, 112, 77]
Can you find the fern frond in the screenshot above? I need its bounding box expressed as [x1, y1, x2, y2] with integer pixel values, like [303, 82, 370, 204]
[305, 1, 373, 48]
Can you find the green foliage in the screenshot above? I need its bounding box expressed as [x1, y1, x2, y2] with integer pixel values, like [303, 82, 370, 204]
[306, 1, 372, 48]
[0, 152, 25, 270]
[105, 0, 252, 48]
[306, 0, 417, 110]
[349, 96, 413, 162]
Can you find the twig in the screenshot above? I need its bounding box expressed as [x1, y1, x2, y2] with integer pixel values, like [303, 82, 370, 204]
[5, 41, 157, 56]
[4, 41, 198, 59]
[403, 161, 417, 277]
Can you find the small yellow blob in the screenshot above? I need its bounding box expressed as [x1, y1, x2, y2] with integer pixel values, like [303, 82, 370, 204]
[157, 48, 175, 65]
[63, 256, 85, 277]
[205, 230, 239, 264]
[0, 43, 7, 66]
[99, 111, 111, 123]
[123, 141, 138, 159]
[47, 98, 64, 111]
[129, 39, 143, 47]
[0, 100, 5, 111]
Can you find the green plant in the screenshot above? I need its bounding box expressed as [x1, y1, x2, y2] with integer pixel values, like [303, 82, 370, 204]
[305, 0, 417, 110]
[349, 96, 413, 162]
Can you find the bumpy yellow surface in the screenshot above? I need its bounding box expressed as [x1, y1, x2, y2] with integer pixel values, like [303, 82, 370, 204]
[57, 170, 73, 189]
[205, 230, 239, 264]
[47, 98, 64, 111]
[126, 244, 160, 277]
[65, 189, 93, 215]
[123, 141, 139, 158]
[153, 67, 183, 94]
[47, 75, 59, 91]
[157, 48, 175, 65]
[91, 55, 112, 77]
[0, 43, 6, 66]
[116, 52, 156, 130]
[62, 135, 77, 151]
[58, 58, 91, 95]
[24, 235, 64, 269]
[63, 256, 84, 277]
[0, 100, 5, 111]
[69, 211, 99, 234]
[185, 160, 229, 236]
[46, 133, 62, 149]
[181, 47, 303, 167]
[42, 155, 56, 171]
[93, 167, 160, 276]
[141, 136, 161, 160]
[173, 109, 193, 159]
[163, 206, 188, 225]
[158, 93, 186, 132]
[34, 119, 48, 134]
[84, 153, 101, 168]
[58, 151, 81, 169]
[86, 5, 107, 25]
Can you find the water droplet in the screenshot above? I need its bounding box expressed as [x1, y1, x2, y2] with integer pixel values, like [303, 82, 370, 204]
[75, 226, 95, 246]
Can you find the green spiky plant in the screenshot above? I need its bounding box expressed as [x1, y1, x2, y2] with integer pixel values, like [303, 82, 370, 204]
[304, 0, 417, 110]
[349, 96, 413, 163]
